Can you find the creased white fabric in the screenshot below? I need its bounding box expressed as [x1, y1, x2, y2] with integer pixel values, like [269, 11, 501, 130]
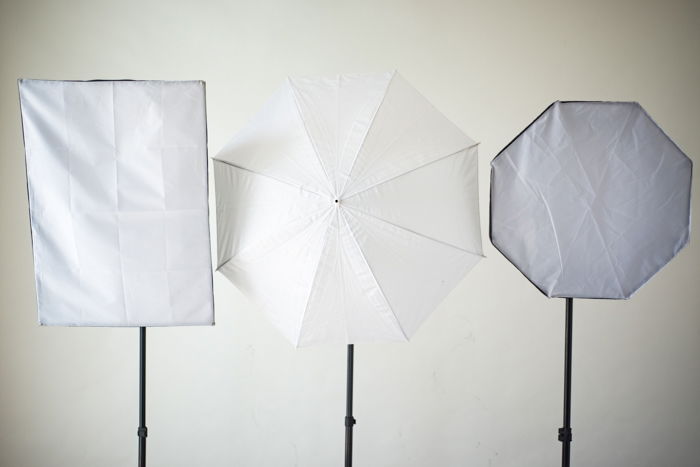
[215, 71, 482, 346]
[490, 101, 692, 299]
[19, 79, 214, 326]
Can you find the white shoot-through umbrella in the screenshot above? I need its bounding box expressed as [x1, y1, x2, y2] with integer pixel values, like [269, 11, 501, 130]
[214, 71, 482, 465]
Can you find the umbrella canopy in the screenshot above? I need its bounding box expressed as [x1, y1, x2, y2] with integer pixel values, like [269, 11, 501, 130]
[490, 101, 692, 299]
[214, 71, 482, 346]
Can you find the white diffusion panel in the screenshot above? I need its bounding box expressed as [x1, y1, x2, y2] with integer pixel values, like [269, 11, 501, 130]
[19, 79, 214, 326]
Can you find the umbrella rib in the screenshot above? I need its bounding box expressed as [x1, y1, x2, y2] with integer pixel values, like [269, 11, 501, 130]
[336, 208, 350, 343]
[342, 144, 478, 201]
[338, 210, 409, 341]
[337, 70, 397, 197]
[294, 218, 335, 347]
[216, 206, 333, 272]
[288, 80, 335, 195]
[342, 205, 484, 258]
[212, 158, 329, 199]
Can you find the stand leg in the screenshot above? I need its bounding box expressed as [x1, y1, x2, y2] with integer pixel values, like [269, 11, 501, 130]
[138, 327, 147, 467]
[344, 344, 356, 467]
[559, 298, 573, 467]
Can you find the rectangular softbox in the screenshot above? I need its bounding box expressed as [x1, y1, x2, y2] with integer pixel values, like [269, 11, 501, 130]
[19, 79, 214, 326]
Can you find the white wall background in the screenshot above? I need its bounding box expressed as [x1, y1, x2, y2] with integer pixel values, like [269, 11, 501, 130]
[1, 1, 698, 466]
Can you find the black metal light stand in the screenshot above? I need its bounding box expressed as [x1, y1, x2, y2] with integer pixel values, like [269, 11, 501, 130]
[559, 298, 573, 467]
[138, 327, 148, 467]
[345, 344, 356, 467]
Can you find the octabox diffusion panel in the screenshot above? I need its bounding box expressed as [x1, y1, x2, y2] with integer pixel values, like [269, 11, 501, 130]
[19, 79, 214, 326]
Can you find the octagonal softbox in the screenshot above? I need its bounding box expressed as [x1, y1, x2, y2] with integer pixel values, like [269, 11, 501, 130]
[491, 101, 691, 300]
[490, 100, 692, 467]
